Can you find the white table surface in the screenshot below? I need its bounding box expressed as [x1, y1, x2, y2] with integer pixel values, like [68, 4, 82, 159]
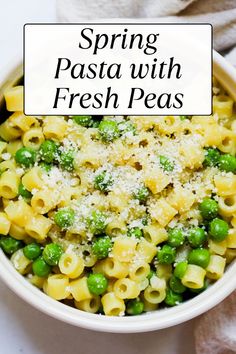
[0, 1, 196, 353]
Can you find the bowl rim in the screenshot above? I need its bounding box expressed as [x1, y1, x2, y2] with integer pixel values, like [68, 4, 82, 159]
[0, 50, 236, 333]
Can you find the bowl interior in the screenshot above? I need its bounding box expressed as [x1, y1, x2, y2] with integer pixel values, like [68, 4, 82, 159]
[0, 54, 236, 333]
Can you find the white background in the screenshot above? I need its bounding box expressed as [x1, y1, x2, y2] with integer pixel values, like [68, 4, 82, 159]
[24, 24, 211, 115]
[0, 1, 195, 353]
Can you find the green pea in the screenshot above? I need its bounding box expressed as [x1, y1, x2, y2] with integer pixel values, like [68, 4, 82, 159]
[218, 154, 236, 173]
[87, 273, 108, 295]
[92, 236, 112, 259]
[98, 120, 120, 142]
[40, 162, 52, 172]
[18, 182, 32, 199]
[133, 186, 150, 203]
[86, 210, 107, 235]
[159, 155, 174, 172]
[203, 148, 220, 167]
[157, 245, 176, 264]
[73, 115, 93, 127]
[180, 116, 191, 120]
[94, 171, 113, 192]
[127, 299, 144, 315]
[43, 243, 63, 266]
[91, 120, 100, 128]
[169, 275, 186, 294]
[167, 228, 185, 247]
[23, 243, 42, 260]
[188, 248, 210, 268]
[39, 140, 58, 163]
[54, 208, 75, 229]
[199, 198, 218, 220]
[15, 147, 37, 167]
[127, 227, 143, 239]
[174, 261, 188, 279]
[0, 236, 23, 255]
[209, 218, 229, 241]
[59, 150, 75, 171]
[165, 288, 183, 306]
[32, 256, 51, 277]
[188, 227, 206, 248]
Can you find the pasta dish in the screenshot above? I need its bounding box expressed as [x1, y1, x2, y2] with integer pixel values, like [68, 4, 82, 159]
[0, 78, 235, 316]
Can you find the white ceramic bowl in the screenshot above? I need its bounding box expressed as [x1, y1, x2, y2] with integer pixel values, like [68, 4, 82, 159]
[0, 51, 236, 333]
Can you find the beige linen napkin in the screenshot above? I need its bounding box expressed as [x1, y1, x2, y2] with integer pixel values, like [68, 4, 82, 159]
[195, 291, 236, 354]
[57, 0, 236, 64]
[57, 1, 236, 353]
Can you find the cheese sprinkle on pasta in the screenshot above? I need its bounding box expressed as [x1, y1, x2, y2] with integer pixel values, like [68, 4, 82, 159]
[0, 78, 235, 316]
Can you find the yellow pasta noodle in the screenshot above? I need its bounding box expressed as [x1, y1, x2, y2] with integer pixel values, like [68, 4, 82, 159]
[6, 139, 23, 155]
[112, 236, 137, 262]
[143, 277, 166, 304]
[156, 264, 173, 281]
[22, 166, 44, 191]
[218, 127, 236, 155]
[101, 292, 125, 316]
[150, 198, 177, 227]
[143, 224, 168, 245]
[25, 214, 52, 241]
[0, 159, 17, 173]
[225, 248, 236, 264]
[136, 239, 157, 263]
[0, 141, 7, 156]
[214, 175, 236, 197]
[144, 167, 170, 194]
[208, 239, 227, 256]
[227, 229, 236, 248]
[5, 199, 33, 227]
[11, 249, 32, 275]
[167, 186, 195, 214]
[182, 264, 206, 289]
[75, 295, 101, 313]
[142, 297, 158, 312]
[213, 95, 234, 118]
[4, 86, 23, 112]
[43, 116, 67, 141]
[218, 195, 236, 216]
[0, 120, 22, 141]
[0, 212, 11, 235]
[9, 112, 38, 132]
[102, 258, 129, 279]
[59, 252, 84, 279]
[70, 277, 92, 302]
[22, 128, 44, 149]
[28, 275, 45, 289]
[206, 255, 226, 280]
[9, 223, 28, 240]
[129, 260, 150, 282]
[113, 278, 140, 299]
[45, 274, 70, 300]
[0, 170, 19, 198]
[31, 188, 59, 214]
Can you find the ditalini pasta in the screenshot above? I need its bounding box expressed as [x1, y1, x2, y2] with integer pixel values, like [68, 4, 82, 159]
[0, 78, 236, 316]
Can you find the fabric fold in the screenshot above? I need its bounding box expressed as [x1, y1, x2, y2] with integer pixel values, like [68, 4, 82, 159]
[57, 0, 236, 63]
[195, 291, 236, 354]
